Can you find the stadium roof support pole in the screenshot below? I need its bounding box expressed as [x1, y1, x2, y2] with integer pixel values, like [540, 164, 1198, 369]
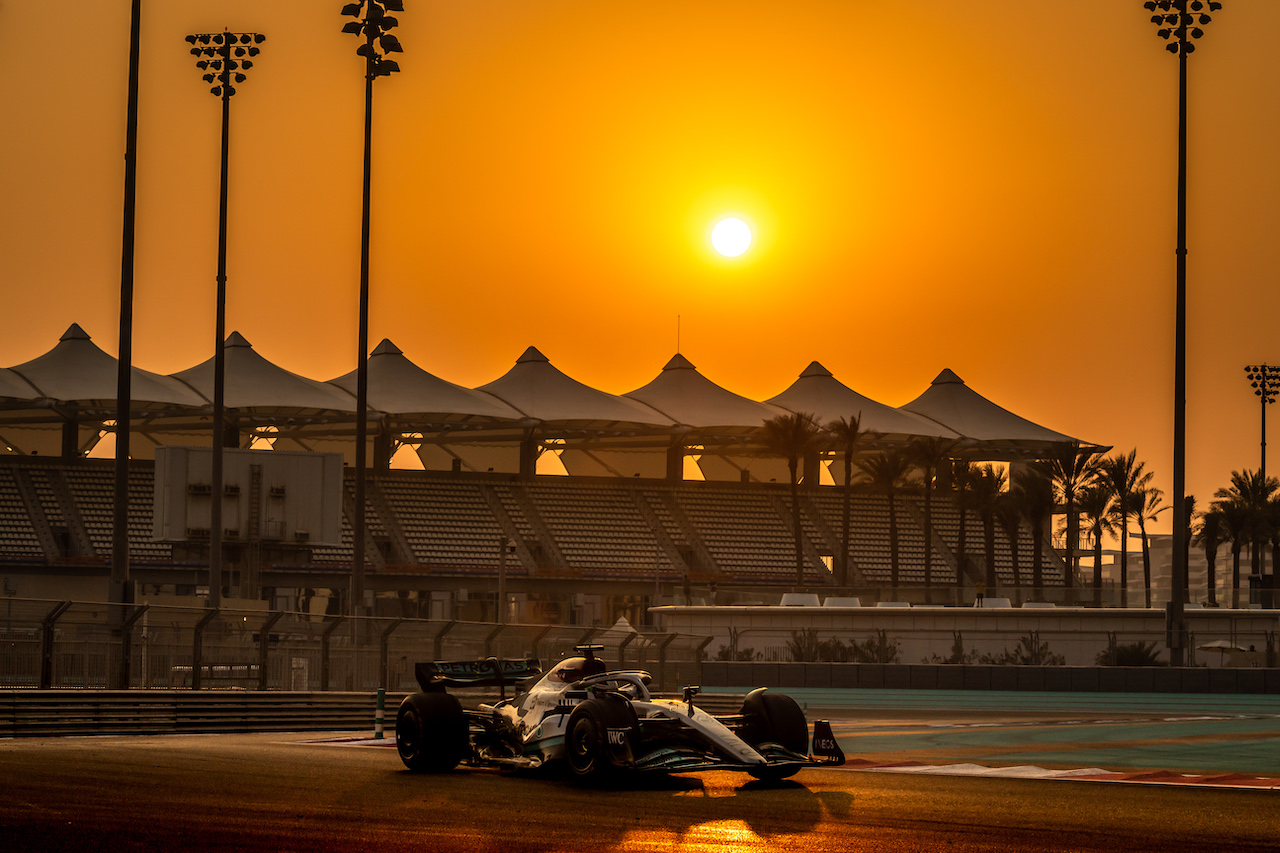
[1145, 0, 1221, 664]
[110, 0, 142, 691]
[341, 0, 405, 620]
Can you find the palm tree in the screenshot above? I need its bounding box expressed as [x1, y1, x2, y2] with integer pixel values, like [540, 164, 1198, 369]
[1011, 468, 1055, 597]
[826, 414, 879, 587]
[1078, 484, 1115, 607]
[1132, 486, 1167, 608]
[1100, 450, 1152, 608]
[857, 450, 913, 595]
[972, 464, 1007, 592]
[760, 412, 823, 587]
[1194, 506, 1225, 607]
[1213, 469, 1277, 595]
[1215, 498, 1250, 609]
[994, 491, 1024, 590]
[1035, 442, 1103, 590]
[951, 459, 978, 590]
[906, 437, 958, 603]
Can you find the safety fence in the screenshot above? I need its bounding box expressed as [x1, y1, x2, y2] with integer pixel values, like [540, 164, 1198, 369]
[0, 597, 711, 693]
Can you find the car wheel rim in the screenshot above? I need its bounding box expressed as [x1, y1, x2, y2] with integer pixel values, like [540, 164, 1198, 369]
[571, 719, 596, 771]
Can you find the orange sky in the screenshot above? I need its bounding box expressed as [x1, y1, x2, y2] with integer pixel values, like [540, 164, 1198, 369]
[3, 1, 1280, 532]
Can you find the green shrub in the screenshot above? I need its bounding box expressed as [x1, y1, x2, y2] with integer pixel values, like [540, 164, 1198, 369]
[1095, 641, 1163, 667]
[979, 631, 1065, 666]
[788, 628, 900, 663]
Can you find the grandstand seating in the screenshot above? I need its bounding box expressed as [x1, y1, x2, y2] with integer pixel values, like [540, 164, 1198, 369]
[0, 457, 1054, 595]
[0, 466, 43, 559]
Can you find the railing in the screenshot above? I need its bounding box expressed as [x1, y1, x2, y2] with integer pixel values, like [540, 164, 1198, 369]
[0, 597, 711, 693]
[0, 689, 401, 737]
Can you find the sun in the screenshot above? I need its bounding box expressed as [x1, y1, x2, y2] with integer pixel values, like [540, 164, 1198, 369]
[710, 217, 752, 258]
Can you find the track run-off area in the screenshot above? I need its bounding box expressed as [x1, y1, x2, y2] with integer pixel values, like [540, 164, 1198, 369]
[2, 690, 1277, 852]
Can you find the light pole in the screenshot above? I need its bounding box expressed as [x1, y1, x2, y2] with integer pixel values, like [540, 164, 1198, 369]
[1245, 364, 1276, 604]
[1245, 364, 1278, 481]
[340, 0, 403, 619]
[1144, 0, 1221, 664]
[110, 0, 142, 690]
[185, 29, 266, 609]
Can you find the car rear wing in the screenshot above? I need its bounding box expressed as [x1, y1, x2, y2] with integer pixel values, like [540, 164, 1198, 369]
[416, 657, 542, 698]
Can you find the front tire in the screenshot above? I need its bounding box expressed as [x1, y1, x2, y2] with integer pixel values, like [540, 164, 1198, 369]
[739, 688, 808, 780]
[396, 692, 468, 772]
[564, 697, 636, 780]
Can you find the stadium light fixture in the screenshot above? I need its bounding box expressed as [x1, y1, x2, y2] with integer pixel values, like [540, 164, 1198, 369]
[341, 0, 405, 623]
[1143, 0, 1221, 664]
[185, 29, 266, 609]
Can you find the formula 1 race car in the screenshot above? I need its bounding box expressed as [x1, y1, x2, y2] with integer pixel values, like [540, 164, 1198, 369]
[395, 645, 845, 781]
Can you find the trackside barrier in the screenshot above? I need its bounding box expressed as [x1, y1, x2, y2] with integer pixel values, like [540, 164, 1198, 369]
[2, 687, 738, 739]
[0, 690, 410, 738]
[0, 598, 713, 693]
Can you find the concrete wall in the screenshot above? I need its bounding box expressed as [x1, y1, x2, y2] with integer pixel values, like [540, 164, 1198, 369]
[652, 604, 1279, 667]
[701, 661, 1280, 694]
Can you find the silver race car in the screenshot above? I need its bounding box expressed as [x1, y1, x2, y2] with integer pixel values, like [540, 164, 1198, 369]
[395, 645, 845, 781]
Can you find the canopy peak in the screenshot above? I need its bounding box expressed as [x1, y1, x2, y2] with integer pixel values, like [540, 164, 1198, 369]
[371, 338, 402, 356]
[932, 368, 965, 386]
[663, 353, 697, 371]
[799, 361, 832, 379]
[516, 346, 550, 365]
[60, 323, 91, 342]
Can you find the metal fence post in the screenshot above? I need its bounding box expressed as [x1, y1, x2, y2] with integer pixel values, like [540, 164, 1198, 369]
[379, 618, 403, 690]
[655, 633, 677, 693]
[530, 625, 553, 667]
[618, 631, 638, 668]
[119, 604, 150, 690]
[320, 616, 345, 692]
[40, 601, 72, 689]
[257, 611, 283, 690]
[192, 609, 219, 690]
[432, 620, 456, 662]
[483, 623, 505, 659]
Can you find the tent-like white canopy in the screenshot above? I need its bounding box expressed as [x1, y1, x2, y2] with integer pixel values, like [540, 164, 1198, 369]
[329, 339, 521, 424]
[1, 324, 208, 457]
[768, 361, 959, 441]
[478, 347, 673, 429]
[0, 325, 1101, 471]
[329, 339, 526, 471]
[0, 368, 41, 403]
[622, 354, 792, 482]
[172, 332, 359, 418]
[10, 324, 206, 411]
[0, 367, 60, 456]
[626, 354, 787, 429]
[901, 369, 1085, 450]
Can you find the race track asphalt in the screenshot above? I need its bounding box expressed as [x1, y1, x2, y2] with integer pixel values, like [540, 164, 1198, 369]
[2, 690, 1277, 852]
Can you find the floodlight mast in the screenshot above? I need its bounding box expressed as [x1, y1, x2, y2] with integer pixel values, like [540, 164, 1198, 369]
[1244, 365, 1278, 482]
[110, 0, 142, 690]
[184, 29, 266, 609]
[1143, 0, 1221, 664]
[340, 0, 404, 622]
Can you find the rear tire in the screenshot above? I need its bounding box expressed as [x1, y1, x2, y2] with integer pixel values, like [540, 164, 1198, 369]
[739, 688, 808, 780]
[396, 692, 468, 772]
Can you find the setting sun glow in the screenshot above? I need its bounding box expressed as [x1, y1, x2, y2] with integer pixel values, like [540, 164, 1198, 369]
[711, 217, 752, 258]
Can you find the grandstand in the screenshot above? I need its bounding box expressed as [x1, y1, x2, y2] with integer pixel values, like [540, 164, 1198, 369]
[0, 455, 1067, 623]
[0, 325, 1094, 624]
